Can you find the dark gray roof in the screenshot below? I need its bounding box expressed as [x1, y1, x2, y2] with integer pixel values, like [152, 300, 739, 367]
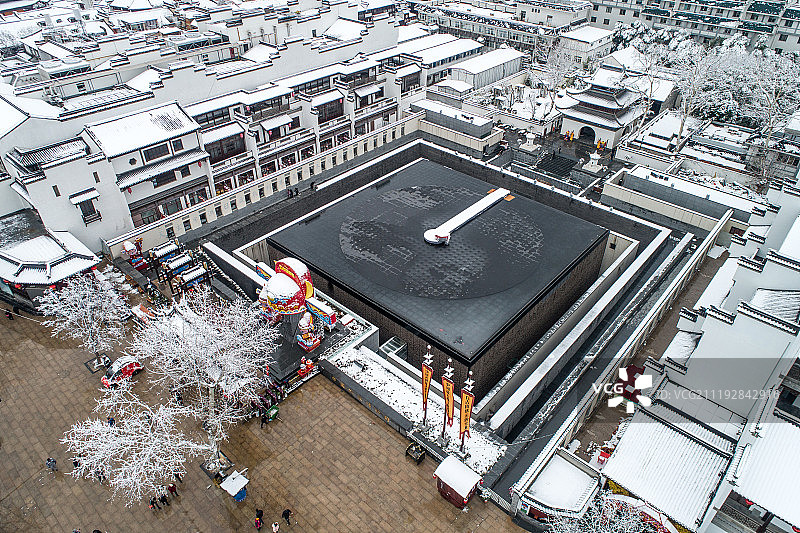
[268, 159, 608, 363]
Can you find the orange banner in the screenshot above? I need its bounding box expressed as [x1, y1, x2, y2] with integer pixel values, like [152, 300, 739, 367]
[442, 377, 455, 426]
[460, 390, 474, 438]
[422, 364, 433, 408]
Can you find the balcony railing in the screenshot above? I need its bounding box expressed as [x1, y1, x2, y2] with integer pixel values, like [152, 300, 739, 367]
[319, 115, 350, 132]
[354, 97, 397, 119]
[344, 74, 379, 89]
[211, 151, 254, 175]
[232, 103, 291, 124]
[257, 129, 316, 157]
[83, 211, 102, 225]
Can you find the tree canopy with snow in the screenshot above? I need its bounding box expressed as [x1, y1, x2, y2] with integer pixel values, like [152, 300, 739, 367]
[127, 287, 279, 462]
[62, 382, 211, 504]
[37, 273, 130, 367]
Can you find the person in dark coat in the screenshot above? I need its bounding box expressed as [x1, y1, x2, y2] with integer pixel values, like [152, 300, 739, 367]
[281, 508, 292, 525]
[150, 496, 160, 510]
[159, 492, 170, 507]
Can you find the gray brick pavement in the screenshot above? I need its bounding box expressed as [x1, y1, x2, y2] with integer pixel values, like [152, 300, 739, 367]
[0, 313, 519, 533]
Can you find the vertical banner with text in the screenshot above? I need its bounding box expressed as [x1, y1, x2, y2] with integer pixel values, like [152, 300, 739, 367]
[442, 376, 455, 426]
[421, 364, 433, 423]
[460, 390, 474, 439]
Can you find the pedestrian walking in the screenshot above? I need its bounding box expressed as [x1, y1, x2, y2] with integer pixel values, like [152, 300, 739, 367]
[95, 468, 105, 484]
[46, 457, 57, 472]
[254, 517, 263, 531]
[260, 413, 268, 428]
[255, 509, 263, 520]
[272, 522, 280, 533]
[281, 509, 292, 526]
[294, 187, 299, 197]
[167, 482, 178, 497]
[159, 492, 170, 507]
[174, 472, 183, 483]
[107, 416, 115, 426]
[150, 496, 160, 510]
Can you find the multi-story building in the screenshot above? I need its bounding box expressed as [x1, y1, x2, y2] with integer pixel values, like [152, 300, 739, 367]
[0, 0, 486, 255]
[410, 0, 593, 59]
[589, 0, 800, 53]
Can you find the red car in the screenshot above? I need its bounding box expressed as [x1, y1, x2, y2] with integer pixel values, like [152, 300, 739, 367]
[101, 356, 143, 388]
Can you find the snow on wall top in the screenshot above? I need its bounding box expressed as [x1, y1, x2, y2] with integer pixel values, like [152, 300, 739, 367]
[85, 101, 198, 158]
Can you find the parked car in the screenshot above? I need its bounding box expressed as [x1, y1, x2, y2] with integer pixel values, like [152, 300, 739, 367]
[101, 356, 143, 388]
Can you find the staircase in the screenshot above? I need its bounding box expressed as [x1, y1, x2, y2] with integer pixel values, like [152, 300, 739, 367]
[194, 247, 250, 300]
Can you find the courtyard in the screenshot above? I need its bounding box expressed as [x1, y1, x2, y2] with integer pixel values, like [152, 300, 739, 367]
[0, 312, 518, 533]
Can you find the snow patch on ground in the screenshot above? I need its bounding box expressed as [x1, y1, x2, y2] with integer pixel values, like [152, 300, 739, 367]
[332, 346, 506, 474]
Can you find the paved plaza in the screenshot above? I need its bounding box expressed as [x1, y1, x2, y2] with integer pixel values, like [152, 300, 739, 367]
[0, 312, 518, 533]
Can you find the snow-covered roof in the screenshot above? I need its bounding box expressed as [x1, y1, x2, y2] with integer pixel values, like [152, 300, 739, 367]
[353, 84, 382, 98]
[0, 97, 27, 139]
[734, 417, 800, 526]
[242, 43, 278, 63]
[394, 63, 421, 77]
[0, 212, 99, 285]
[397, 23, 430, 43]
[338, 57, 378, 76]
[433, 456, 481, 498]
[412, 39, 482, 66]
[523, 451, 598, 515]
[560, 25, 613, 44]
[695, 256, 738, 310]
[323, 18, 366, 41]
[412, 98, 492, 127]
[1, 93, 60, 119]
[126, 68, 163, 92]
[259, 113, 292, 132]
[310, 89, 345, 107]
[603, 407, 732, 530]
[433, 79, 473, 93]
[369, 33, 457, 62]
[778, 215, 800, 260]
[750, 289, 800, 323]
[628, 166, 759, 214]
[201, 122, 243, 145]
[449, 47, 525, 75]
[85, 102, 198, 157]
[662, 330, 701, 366]
[590, 67, 626, 89]
[604, 46, 646, 72]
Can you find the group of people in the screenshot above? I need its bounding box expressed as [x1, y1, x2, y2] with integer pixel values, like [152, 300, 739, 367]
[148, 473, 183, 512]
[254, 508, 293, 531]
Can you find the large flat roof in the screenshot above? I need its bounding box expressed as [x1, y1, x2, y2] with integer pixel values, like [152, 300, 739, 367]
[267, 159, 607, 363]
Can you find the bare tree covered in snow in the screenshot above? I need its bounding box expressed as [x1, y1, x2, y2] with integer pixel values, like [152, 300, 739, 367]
[61, 382, 210, 504]
[738, 52, 800, 185]
[673, 42, 723, 146]
[127, 287, 279, 464]
[38, 274, 129, 368]
[548, 491, 658, 533]
[629, 43, 669, 132]
[529, 43, 574, 118]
